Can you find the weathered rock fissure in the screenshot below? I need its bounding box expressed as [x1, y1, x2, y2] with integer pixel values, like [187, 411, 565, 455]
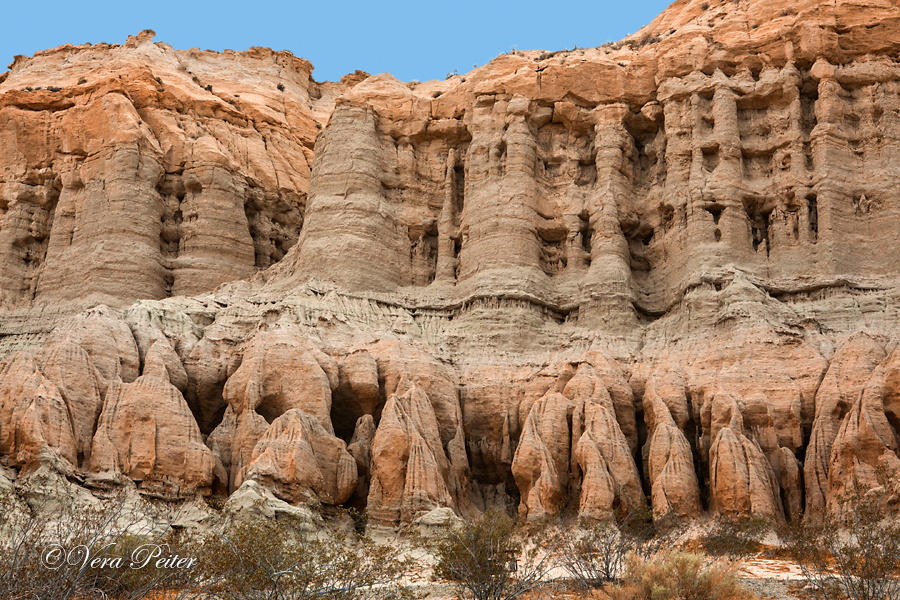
[3, 0, 900, 526]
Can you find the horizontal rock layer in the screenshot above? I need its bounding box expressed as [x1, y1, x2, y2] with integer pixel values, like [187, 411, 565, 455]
[3, 0, 900, 524]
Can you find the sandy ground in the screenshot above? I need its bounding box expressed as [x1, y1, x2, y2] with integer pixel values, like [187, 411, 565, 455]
[402, 557, 814, 600]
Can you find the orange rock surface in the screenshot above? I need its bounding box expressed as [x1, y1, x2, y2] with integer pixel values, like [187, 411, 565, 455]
[3, 0, 900, 523]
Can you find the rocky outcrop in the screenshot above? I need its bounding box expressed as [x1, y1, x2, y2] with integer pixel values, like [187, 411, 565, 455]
[511, 390, 573, 520]
[708, 390, 784, 520]
[246, 408, 357, 505]
[5, 0, 900, 525]
[367, 382, 462, 526]
[88, 343, 215, 492]
[826, 348, 900, 514]
[0, 352, 78, 472]
[0, 31, 339, 313]
[642, 370, 703, 519]
[804, 333, 886, 522]
[569, 364, 644, 521]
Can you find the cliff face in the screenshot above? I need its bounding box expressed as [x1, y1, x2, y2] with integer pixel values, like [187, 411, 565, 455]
[2, 0, 900, 526]
[0, 29, 352, 314]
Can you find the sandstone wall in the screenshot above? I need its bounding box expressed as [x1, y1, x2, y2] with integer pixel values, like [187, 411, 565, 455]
[2, 0, 900, 525]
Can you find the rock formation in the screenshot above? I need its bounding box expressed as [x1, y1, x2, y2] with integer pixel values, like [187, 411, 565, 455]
[4, 0, 900, 524]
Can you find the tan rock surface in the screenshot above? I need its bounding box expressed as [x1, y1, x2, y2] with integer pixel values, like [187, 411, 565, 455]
[708, 390, 784, 519]
[367, 382, 459, 526]
[5, 0, 900, 523]
[246, 408, 357, 505]
[643, 371, 703, 519]
[568, 363, 644, 520]
[0, 352, 77, 472]
[0, 31, 343, 313]
[511, 390, 573, 520]
[804, 333, 886, 522]
[826, 349, 900, 514]
[88, 344, 214, 492]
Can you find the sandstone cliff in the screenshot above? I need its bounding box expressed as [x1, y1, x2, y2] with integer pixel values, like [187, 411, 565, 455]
[3, 0, 900, 525]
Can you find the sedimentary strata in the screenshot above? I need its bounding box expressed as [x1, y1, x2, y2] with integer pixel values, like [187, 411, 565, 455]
[3, 0, 900, 524]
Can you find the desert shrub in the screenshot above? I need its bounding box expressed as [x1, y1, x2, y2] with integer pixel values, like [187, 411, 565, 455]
[608, 551, 758, 600]
[199, 513, 413, 600]
[0, 487, 200, 600]
[781, 480, 900, 600]
[277, 83, 285, 91]
[556, 506, 685, 587]
[433, 508, 553, 600]
[701, 515, 769, 558]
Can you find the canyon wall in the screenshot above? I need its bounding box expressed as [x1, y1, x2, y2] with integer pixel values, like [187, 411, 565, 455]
[3, 0, 900, 526]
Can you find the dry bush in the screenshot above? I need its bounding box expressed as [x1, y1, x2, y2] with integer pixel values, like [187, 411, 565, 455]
[433, 508, 554, 600]
[0, 487, 200, 600]
[197, 512, 414, 600]
[781, 479, 900, 600]
[701, 515, 769, 559]
[555, 507, 685, 587]
[607, 551, 758, 600]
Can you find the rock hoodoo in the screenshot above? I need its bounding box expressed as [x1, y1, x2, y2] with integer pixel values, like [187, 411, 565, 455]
[3, 0, 900, 524]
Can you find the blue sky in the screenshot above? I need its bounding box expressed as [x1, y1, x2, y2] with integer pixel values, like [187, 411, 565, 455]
[2, 1, 673, 83]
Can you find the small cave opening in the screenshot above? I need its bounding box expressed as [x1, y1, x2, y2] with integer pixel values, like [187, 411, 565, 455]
[621, 217, 654, 275]
[185, 373, 231, 436]
[579, 211, 593, 266]
[409, 224, 439, 286]
[454, 165, 466, 213]
[705, 204, 724, 226]
[634, 402, 652, 499]
[576, 158, 597, 186]
[538, 225, 568, 276]
[255, 395, 284, 425]
[751, 211, 771, 253]
[807, 194, 818, 242]
[800, 83, 819, 136]
[582, 228, 593, 254]
[684, 396, 710, 511]
[163, 270, 175, 298]
[744, 198, 773, 255]
[493, 141, 507, 175]
[702, 146, 720, 172]
[244, 191, 304, 269]
[330, 394, 384, 445]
